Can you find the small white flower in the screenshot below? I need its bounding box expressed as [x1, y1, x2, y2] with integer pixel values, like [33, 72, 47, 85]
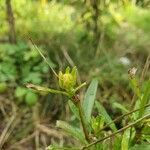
[119, 57, 130, 66]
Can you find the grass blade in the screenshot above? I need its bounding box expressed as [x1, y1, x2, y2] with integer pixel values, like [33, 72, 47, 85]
[121, 128, 131, 150]
[138, 79, 150, 118]
[95, 101, 117, 131]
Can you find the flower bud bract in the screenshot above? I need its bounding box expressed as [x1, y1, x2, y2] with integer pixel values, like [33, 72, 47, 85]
[58, 66, 77, 92]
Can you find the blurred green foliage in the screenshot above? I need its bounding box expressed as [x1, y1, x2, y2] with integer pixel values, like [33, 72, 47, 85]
[0, 0, 149, 106]
[0, 0, 149, 148]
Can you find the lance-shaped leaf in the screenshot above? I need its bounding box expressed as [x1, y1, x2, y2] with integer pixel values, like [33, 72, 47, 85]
[83, 79, 98, 123]
[56, 120, 87, 144]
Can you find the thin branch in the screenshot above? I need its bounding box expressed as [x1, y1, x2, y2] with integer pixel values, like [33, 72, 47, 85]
[0, 115, 16, 149]
[98, 103, 150, 133]
[37, 124, 66, 138]
[81, 114, 150, 150]
[6, 0, 16, 43]
[29, 37, 58, 77]
[8, 133, 36, 149]
[61, 46, 75, 67]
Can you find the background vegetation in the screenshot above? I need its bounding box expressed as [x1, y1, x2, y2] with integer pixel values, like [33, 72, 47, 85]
[0, 0, 150, 149]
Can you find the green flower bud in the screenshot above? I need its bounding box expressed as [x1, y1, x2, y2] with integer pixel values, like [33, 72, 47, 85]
[71, 66, 77, 86]
[58, 66, 77, 91]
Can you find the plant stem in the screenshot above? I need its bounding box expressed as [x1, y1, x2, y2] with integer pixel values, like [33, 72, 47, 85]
[98, 103, 150, 133]
[77, 100, 90, 142]
[26, 83, 69, 96]
[130, 77, 141, 108]
[81, 114, 150, 150]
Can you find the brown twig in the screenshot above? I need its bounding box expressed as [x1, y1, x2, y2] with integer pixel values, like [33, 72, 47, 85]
[6, 0, 17, 44]
[0, 115, 16, 149]
[37, 124, 66, 138]
[8, 133, 36, 149]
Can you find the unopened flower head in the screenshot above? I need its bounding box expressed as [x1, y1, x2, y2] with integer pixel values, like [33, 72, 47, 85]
[58, 66, 77, 91]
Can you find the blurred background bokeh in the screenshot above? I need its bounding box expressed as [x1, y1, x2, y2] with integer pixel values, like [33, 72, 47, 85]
[0, 0, 150, 149]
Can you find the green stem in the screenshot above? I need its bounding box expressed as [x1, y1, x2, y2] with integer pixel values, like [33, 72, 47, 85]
[77, 101, 90, 142]
[130, 77, 141, 108]
[81, 114, 150, 150]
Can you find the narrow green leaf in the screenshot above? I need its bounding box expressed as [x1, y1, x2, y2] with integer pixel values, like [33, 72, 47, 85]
[68, 100, 79, 119]
[121, 128, 131, 150]
[129, 78, 141, 98]
[95, 101, 117, 131]
[130, 144, 150, 150]
[56, 120, 87, 144]
[114, 135, 121, 150]
[65, 66, 70, 73]
[138, 80, 150, 118]
[113, 102, 129, 113]
[83, 79, 98, 123]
